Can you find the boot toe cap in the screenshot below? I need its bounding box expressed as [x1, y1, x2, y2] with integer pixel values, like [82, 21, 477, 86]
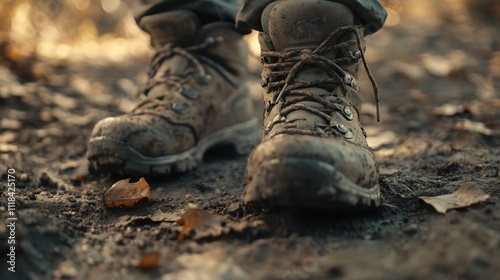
[89, 115, 195, 158]
[247, 134, 378, 187]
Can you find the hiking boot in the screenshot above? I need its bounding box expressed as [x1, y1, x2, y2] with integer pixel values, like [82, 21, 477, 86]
[243, 0, 381, 211]
[87, 11, 258, 176]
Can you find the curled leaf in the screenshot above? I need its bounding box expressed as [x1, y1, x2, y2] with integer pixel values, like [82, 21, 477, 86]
[176, 207, 226, 242]
[104, 177, 151, 208]
[420, 185, 490, 214]
[138, 252, 160, 269]
[455, 119, 493, 136]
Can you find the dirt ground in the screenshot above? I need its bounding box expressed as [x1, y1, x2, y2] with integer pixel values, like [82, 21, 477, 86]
[1, 1, 500, 280]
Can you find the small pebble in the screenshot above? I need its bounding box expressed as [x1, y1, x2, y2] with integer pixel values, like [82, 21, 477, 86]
[20, 173, 29, 181]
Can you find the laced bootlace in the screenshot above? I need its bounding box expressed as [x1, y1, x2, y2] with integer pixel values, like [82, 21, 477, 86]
[132, 37, 223, 116]
[262, 25, 380, 127]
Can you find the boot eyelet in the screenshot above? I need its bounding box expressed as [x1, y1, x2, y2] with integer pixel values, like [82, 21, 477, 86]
[260, 57, 266, 64]
[344, 74, 357, 88]
[336, 124, 353, 139]
[353, 51, 361, 59]
[181, 88, 198, 100]
[205, 37, 215, 45]
[215, 36, 224, 43]
[346, 50, 361, 60]
[172, 103, 186, 114]
[344, 74, 353, 85]
[201, 74, 212, 84]
[336, 124, 349, 134]
[342, 106, 353, 120]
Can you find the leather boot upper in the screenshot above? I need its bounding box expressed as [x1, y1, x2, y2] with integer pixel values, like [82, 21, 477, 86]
[89, 11, 254, 158]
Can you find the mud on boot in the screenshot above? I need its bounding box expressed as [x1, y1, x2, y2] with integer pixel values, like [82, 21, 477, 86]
[243, 0, 381, 211]
[87, 11, 258, 176]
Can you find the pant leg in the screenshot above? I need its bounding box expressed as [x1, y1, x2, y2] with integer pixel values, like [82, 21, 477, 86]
[131, 0, 242, 26]
[131, 0, 386, 35]
[236, 0, 388, 35]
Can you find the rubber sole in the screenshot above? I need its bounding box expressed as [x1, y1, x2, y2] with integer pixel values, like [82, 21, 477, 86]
[243, 157, 380, 211]
[87, 118, 259, 176]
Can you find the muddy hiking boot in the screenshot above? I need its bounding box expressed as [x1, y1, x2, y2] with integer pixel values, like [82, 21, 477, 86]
[243, 0, 381, 211]
[87, 11, 258, 176]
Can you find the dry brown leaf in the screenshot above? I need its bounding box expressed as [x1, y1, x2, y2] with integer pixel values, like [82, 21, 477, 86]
[433, 103, 464, 116]
[379, 167, 399, 176]
[115, 210, 181, 228]
[421, 54, 453, 77]
[163, 246, 249, 280]
[455, 119, 493, 136]
[366, 131, 398, 149]
[104, 177, 151, 208]
[420, 185, 490, 214]
[176, 207, 226, 242]
[468, 73, 495, 100]
[421, 51, 466, 77]
[138, 252, 160, 269]
[463, 99, 500, 122]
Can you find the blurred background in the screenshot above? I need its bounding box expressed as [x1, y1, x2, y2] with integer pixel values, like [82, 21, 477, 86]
[1, 0, 499, 73]
[0, 0, 150, 74]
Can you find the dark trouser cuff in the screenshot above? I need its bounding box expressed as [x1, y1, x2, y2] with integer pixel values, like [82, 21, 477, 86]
[236, 0, 388, 35]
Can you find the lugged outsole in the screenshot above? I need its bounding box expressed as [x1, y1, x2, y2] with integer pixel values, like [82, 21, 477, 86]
[243, 157, 380, 212]
[87, 118, 259, 176]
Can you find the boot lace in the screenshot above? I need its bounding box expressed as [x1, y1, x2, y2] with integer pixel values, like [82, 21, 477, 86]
[262, 25, 380, 135]
[132, 37, 223, 116]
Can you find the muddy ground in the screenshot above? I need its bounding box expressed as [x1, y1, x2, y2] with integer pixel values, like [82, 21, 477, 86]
[1, 3, 500, 280]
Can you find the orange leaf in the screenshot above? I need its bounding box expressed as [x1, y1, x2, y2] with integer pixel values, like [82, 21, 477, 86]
[104, 177, 151, 208]
[176, 208, 225, 242]
[138, 252, 160, 269]
[420, 185, 490, 214]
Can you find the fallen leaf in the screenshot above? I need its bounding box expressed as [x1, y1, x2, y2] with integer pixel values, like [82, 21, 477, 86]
[115, 209, 181, 228]
[433, 103, 464, 117]
[390, 61, 425, 81]
[433, 100, 500, 131]
[421, 54, 453, 77]
[379, 167, 399, 176]
[420, 185, 490, 214]
[228, 219, 267, 234]
[455, 119, 493, 135]
[0, 131, 17, 143]
[408, 89, 429, 102]
[138, 252, 160, 269]
[176, 207, 226, 242]
[162, 246, 248, 280]
[0, 143, 18, 152]
[468, 73, 495, 100]
[366, 131, 398, 149]
[150, 209, 181, 222]
[463, 99, 500, 122]
[104, 177, 151, 208]
[421, 51, 466, 77]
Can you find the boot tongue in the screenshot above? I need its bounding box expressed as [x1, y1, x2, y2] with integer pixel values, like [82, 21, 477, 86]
[261, 1, 356, 129]
[140, 11, 200, 48]
[140, 11, 201, 77]
[261, 1, 355, 51]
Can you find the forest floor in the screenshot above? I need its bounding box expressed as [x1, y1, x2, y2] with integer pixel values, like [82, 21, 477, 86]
[1, 3, 500, 280]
